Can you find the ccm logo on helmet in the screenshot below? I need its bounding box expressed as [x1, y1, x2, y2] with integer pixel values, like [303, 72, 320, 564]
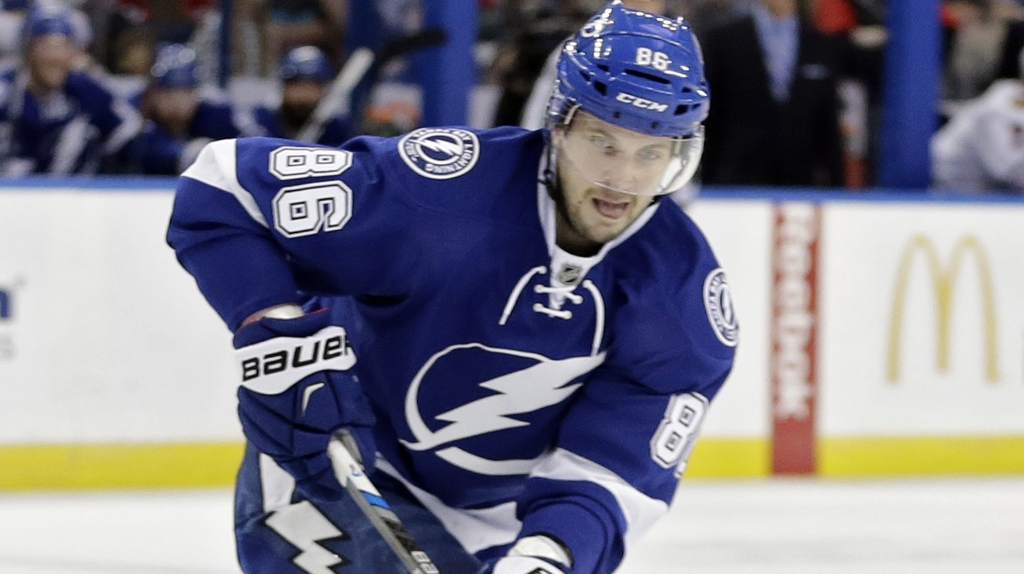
[615, 93, 668, 112]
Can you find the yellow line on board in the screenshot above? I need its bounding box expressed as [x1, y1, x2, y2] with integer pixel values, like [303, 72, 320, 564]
[818, 436, 1024, 476]
[0, 442, 244, 490]
[685, 437, 771, 478]
[1, 436, 1022, 490]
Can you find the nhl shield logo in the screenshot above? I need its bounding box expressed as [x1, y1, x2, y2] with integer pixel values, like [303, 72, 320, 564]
[703, 268, 738, 347]
[399, 128, 480, 180]
[557, 263, 583, 286]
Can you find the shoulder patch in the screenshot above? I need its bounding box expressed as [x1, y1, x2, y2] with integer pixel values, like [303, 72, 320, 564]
[703, 268, 738, 347]
[398, 127, 480, 180]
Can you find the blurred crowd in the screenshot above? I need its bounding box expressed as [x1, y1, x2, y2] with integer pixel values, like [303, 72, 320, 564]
[1, 0, 1024, 191]
[0, 0, 368, 176]
[488, 0, 1024, 192]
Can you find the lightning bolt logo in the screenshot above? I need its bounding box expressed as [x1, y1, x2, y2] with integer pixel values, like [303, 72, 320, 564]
[402, 343, 604, 475]
[414, 137, 463, 157]
[398, 128, 480, 180]
[264, 500, 348, 574]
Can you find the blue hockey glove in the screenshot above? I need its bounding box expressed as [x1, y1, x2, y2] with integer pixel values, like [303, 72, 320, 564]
[486, 535, 572, 574]
[233, 309, 376, 501]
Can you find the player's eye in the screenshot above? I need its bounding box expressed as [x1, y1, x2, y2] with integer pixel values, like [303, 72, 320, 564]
[636, 148, 664, 164]
[588, 135, 619, 156]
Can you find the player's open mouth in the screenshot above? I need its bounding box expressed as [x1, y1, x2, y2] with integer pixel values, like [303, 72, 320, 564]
[592, 197, 631, 220]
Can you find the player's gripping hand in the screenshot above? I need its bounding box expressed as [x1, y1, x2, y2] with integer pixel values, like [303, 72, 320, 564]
[486, 535, 572, 574]
[232, 308, 376, 500]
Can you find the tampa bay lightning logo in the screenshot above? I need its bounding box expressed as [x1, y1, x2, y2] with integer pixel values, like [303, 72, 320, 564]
[398, 128, 480, 180]
[402, 343, 604, 475]
[703, 268, 738, 347]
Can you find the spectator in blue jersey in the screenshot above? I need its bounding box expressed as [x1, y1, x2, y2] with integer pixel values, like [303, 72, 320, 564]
[167, 3, 736, 574]
[254, 45, 351, 147]
[0, 6, 141, 175]
[123, 42, 262, 175]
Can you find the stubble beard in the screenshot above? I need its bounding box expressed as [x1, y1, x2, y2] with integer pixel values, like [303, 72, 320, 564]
[549, 172, 620, 255]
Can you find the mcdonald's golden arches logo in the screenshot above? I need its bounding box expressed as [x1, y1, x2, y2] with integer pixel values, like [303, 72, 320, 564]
[886, 234, 999, 383]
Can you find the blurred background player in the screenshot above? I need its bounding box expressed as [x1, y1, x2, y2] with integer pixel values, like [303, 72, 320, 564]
[253, 44, 351, 146]
[0, 5, 141, 175]
[0, 0, 31, 69]
[123, 42, 261, 175]
[931, 49, 1024, 193]
[0, 0, 93, 71]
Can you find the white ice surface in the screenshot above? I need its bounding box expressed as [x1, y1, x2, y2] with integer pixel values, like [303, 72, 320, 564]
[1, 476, 1022, 574]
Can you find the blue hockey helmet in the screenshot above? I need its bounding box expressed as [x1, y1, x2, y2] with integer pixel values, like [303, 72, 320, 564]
[21, 6, 75, 45]
[150, 43, 200, 89]
[278, 46, 333, 84]
[547, 1, 709, 195]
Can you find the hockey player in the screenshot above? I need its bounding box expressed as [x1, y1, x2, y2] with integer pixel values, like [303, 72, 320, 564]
[167, 2, 736, 573]
[0, 6, 141, 175]
[254, 45, 352, 147]
[932, 57, 1024, 192]
[124, 43, 262, 175]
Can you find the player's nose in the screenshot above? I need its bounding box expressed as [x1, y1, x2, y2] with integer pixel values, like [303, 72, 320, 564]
[596, 163, 644, 194]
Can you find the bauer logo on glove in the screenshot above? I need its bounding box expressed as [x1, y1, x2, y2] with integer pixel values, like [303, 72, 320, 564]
[236, 324, 356, 395]
[231, 310, 376, 501]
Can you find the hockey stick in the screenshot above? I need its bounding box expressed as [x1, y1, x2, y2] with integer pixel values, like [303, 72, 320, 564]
[296, 47, 374, 143]
[327, 430, 441, 574]
[296, 28, 448, 143]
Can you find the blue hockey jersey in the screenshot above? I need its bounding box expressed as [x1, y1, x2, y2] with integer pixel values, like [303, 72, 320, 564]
[0, 68, 141, 175]
[167, 127, 737, 574]
[124, 97, 263, 175]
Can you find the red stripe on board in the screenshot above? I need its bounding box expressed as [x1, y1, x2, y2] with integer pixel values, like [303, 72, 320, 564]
[770, 203, 821, 475]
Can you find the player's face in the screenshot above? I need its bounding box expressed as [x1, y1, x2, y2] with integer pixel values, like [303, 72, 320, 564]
[282, 79, 325, 118]
[27, 35, 75, 91]
[551, 112, 664, 254]
[554, 111, 676, 196]
[152, 87, 198, 125]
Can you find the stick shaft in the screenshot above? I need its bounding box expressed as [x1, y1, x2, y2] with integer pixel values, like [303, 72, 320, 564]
[328, 431, 441, 574]
[295, 29, 447, 143]
[296, 48, 375, 143]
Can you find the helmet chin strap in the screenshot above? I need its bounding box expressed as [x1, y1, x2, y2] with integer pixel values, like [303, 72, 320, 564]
[541, 135, 563, 201]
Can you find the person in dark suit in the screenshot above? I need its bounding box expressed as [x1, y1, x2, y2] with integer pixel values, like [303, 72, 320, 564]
[698, 0, 844, 187]
[995, 19, 1024, 82]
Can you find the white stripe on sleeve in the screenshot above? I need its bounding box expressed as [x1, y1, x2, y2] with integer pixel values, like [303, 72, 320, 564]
[530, 448, 669, 550]
[181, 139, 269, 228]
